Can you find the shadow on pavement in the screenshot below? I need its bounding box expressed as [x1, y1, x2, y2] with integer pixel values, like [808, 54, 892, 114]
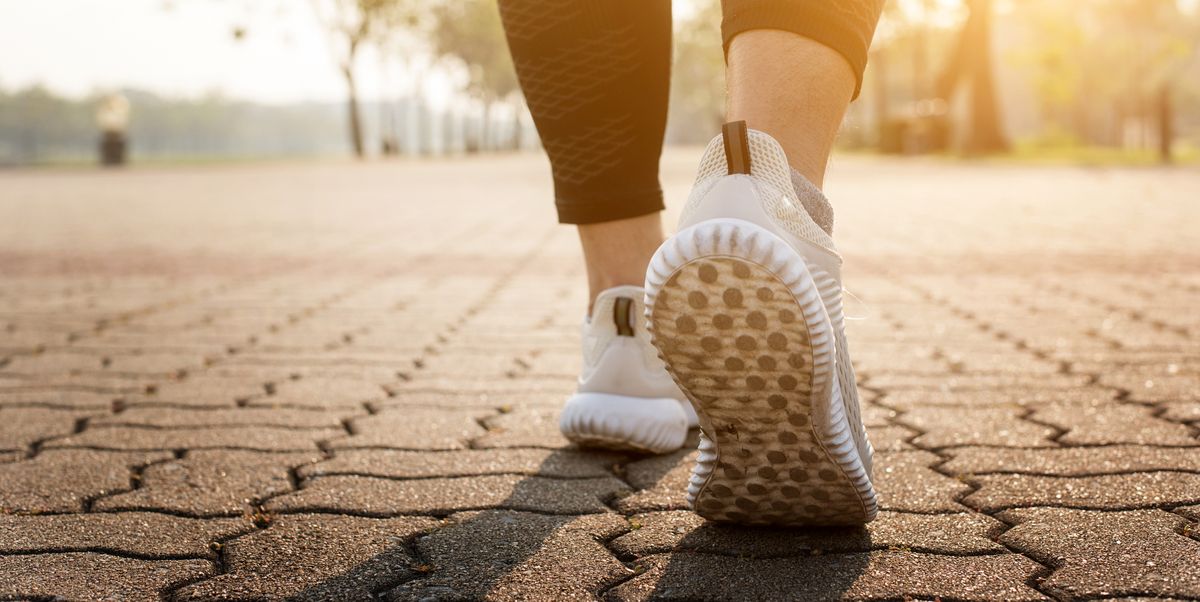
[282, 446, 668, 600]
[282, 441, 871, 600]
[640, 525, 871, 600]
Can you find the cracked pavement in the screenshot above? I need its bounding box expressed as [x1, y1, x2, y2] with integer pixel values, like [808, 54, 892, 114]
[0, 153, 1198, 600]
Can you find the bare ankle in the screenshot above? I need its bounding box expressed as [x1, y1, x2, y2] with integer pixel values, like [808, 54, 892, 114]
[576, 213, 665, 312]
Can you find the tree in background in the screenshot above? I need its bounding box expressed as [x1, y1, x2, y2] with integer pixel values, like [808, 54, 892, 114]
[860, 0, 963, 153]
[370, 2, 424, 155]
[1014, 0, 1199, 161]
[311, 0, 410, 158]
[667, 0, 726, 144]
[430, 0, 519, 151]
[1097, 0, 1197, 162]
[937, 0, 1008, 154]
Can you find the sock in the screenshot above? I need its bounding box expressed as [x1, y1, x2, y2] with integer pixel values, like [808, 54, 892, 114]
[790, 168, 835, 236]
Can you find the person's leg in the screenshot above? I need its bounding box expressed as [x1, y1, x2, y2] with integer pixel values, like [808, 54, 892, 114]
[577, 213, 664, 305]
[498, 0, 672, 310]
[500, 0, 692, 455]
[726, 32, 855, 188]
[641, 1, 887, 525]
[722, 1, 885, 188]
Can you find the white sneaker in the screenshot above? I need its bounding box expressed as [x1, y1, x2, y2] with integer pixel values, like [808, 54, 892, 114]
[644, 122, 877, 525]
[560, 285, 698, 454]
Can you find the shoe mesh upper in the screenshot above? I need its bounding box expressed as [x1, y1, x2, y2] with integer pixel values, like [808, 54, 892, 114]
[683, 132, 836, 254]
[681, 127, 872, 478]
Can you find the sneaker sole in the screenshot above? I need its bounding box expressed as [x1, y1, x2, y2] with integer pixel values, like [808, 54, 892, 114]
[645, 219, 877, 526]
[560, 392, 688, 454]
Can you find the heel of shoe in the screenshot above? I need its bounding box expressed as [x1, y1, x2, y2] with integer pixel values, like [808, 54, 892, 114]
[560, 392, 688, 454]
[645, 219, 877, 525]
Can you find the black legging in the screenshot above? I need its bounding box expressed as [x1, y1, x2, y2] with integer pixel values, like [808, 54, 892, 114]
[499, 0, 884, 225]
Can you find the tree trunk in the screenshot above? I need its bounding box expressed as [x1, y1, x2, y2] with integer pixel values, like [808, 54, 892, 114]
[511, 101, 523, 151]
[871, 49, 892, 151]
[912, 28, 928, 103]
[1158, 84, 1172, 164]
[963, 0, 1008, 154]
[378, 57, 398, 156]
[480, 99, 492, 152]
[342, 64, 365, 158]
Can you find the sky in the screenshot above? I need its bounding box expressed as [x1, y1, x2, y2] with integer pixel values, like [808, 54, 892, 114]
[0, 0, 705, 107]
[13, 0, 1191, 107]
[0, 0, 992, 106]
[0, 0, 420, 104]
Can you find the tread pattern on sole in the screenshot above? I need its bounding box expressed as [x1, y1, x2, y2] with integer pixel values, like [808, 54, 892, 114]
[646, 220, 878, 526]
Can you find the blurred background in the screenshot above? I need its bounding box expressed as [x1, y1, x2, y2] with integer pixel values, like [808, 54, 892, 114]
[1, 0, 1198, 166]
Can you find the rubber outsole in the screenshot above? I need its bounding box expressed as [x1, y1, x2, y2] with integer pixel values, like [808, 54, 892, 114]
[646, 219, 877, 526]
[559, 392, 688, 454]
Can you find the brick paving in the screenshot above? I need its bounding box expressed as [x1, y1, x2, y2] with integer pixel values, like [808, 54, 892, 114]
[0, 153, 1197, 600]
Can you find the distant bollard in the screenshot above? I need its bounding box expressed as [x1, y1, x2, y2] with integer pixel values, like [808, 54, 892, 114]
[96, 94, 130, 166]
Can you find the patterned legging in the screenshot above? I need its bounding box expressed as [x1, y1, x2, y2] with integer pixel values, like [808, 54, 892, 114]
[498, 0, 885, 224]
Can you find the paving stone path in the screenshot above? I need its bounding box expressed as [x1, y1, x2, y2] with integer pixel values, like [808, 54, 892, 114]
[0, 154, 1197, 601]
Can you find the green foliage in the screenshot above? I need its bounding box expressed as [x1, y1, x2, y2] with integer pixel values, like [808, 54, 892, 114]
[1009, 0, 1200, 143]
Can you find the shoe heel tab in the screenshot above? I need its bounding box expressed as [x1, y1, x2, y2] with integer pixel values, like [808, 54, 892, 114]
[722, 121, 752, 175]
[613, 296, 634, 337]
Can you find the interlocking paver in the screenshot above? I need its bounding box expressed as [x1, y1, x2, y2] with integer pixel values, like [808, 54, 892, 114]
[612, 450, 694, 513]
[301, 448, 620, 479]
[267, 474, 629, 515]
[259, 377, 388, 409]
[0, 389, 116, 409]
[873, 451, 972, 513]
[899, 407, 1058, 447]
[173, 514, 437, 601]
[1030, 401, 1196, 446]
[416, 352, 530, 376]
[1176, 505, 1200, 522]
[45, 424, 340, 451]
[391, 376, 574, 395]
[859, 402, 897, 427]
[880, 387, 1117, 410]
[94, 450, 321, 516]
[864, 373, 1091, 390]
[330, 408, 487, 450]
[606, 551, 1048, 601]
[103, 351, 211, 375]
[1000, 508, 1200, 599]
[942, 351, 1062, 375]
[943, 445, 1200, 475]
[0, 553, 214, 601]
[475, 407, 573, 449]
[1, 351, 104, 375]
[2, 153, 1197, 599]
[861, 424, 917, 451]
[0, 512, 250, 558]
[370, 390, 565, 412]
[144, 375, 268, 408]
[0, 449, 170, 513]
[608, 510, 1006, 557]
[1158, 401, 1200, 423]
[966, 472, 1200, 512]
[386, 511, 629, 601]
[7, 372, 157, 391]
[1104, 373, 1198, 402]
[90, 406, 346, 428]
[0, 406, 93, 451]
